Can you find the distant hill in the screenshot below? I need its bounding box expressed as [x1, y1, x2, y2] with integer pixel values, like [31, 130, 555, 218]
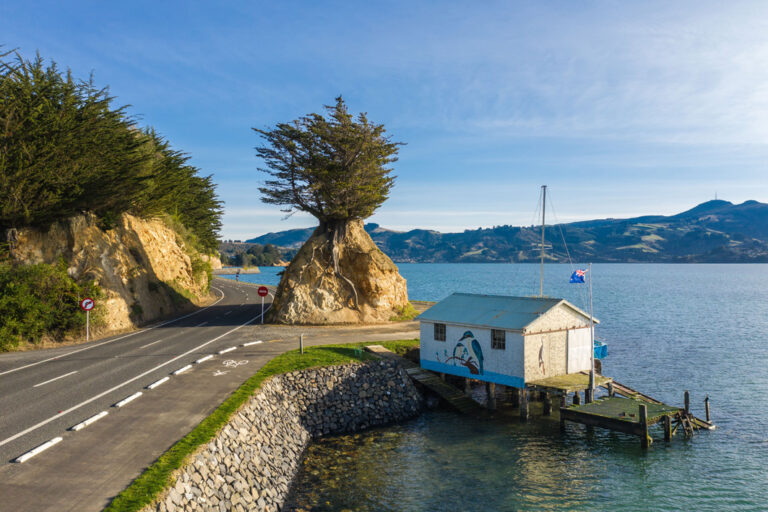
[244, 200, 768, 263]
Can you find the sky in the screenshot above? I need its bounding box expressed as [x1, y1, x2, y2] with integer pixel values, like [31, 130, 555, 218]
[3, 1, 768, 239]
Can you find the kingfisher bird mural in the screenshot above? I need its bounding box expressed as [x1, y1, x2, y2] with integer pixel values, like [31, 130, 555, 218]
[436, 330, 484, 375]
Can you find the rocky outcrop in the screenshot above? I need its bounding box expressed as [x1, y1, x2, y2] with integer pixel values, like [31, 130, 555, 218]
[141, 360, 423, 512]
[9, 213, 213, 333]
[268, 219, 409, 324]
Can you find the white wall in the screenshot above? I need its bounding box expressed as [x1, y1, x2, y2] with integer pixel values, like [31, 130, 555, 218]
[420, 322, 525, 388]
[567, 328, 592, 373]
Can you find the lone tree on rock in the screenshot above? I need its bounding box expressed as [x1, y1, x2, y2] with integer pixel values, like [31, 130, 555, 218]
[254, 97, 410, 324]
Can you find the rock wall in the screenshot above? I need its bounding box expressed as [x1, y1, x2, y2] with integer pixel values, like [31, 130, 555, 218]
[9, 212, 213, 334]
[142, 360, 423, 512]
[268, 219, 409, 325]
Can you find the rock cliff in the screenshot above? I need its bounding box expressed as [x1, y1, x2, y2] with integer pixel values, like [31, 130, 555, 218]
[9, 213, 217, 334]
[267, 219, 409, 324]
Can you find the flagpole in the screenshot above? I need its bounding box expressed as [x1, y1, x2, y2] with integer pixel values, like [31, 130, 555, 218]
[588, 262, 595, 402]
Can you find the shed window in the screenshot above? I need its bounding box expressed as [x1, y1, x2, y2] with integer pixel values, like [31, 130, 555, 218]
[434, 323, 446, 341]
[491, 329, 506, 350]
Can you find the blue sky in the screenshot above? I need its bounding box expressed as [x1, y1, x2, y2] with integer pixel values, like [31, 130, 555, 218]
[3, 1, 768, 239]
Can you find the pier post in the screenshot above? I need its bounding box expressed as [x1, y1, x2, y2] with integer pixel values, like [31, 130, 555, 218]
[560, 393, 567, 409]
[684, 390, 690, 415]
[705, 395, 711, 422]
[520, 388, 529, 420]
[510, 387, 520, 407]
[464, 378, 472, 397]
[585, 388, 593, 404]
[639, 404, 650, 449]
[543, 392, 552, 416]
[607, 382, 614, 397]
[440, 373, 446, 382]
[663, 415, 672, 442]
[573, 391, 581, 406]
[487, 383, 497, 410]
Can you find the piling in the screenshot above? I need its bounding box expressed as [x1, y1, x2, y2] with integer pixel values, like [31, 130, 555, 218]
[543, 392, 552, 416]
[510, 387, 520, 407]
[684, 390, 690, 415]
[487, 382, 497, 410]
[639, 403, 649, 449]
[607, 382, 614, 397]
[520, 388, 529, 420]
[705, 395, 710, 422]
[573, 391, 581, 406]
[663, 414, 672, 442]
[464, 378, 472, 397]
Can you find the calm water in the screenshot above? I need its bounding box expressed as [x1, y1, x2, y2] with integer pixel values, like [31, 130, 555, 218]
[225, 264, 768, 511]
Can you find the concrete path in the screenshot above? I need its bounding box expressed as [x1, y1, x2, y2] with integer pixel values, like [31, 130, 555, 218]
[0, 278, 419, 512]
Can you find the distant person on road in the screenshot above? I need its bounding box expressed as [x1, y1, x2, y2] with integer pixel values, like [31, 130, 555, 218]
[236, 269, 240, 282]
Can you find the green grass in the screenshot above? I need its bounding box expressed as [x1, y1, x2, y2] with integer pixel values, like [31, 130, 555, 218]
[104, 338, 419, 512]
[389, 302, 420, 322]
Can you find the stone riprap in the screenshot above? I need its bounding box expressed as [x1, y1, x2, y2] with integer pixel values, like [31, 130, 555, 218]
[142, 360, 422, 512]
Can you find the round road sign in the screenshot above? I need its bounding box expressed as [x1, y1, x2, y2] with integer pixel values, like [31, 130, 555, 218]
[257, 286, 269, 297]
[80, 298, 95, 311]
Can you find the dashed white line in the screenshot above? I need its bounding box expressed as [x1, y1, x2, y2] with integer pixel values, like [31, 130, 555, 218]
[14, 437, 63, 463]
[195, 355, 214, 364]
[218, 347, 237, 354]
[69, 411, 108, 431]
[140, 338, 165, 349]
[242, 341, 263, 347]
[0, 287, 226, 377]
[33, 370, 78, 388]
[113, 392, 143, 408]
[224, 311, 232, 316]
[172, 365, 193, 375]
[146, 376, 170, 389]
[0, 303, 270, 449]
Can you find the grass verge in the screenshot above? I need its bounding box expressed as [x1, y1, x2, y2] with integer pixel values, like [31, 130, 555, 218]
[104, 339, 419, 512]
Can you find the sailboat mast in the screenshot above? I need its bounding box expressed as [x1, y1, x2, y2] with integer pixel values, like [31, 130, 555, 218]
[540, 185, 547, 297]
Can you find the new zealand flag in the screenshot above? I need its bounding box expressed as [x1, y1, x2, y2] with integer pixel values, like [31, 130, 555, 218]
[570, 269, 587, 283]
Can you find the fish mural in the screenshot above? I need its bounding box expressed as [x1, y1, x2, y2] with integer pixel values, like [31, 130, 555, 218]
[436, 330, 484, 375]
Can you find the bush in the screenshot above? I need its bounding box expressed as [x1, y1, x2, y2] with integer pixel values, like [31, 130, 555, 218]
[0, 260, 101, 350]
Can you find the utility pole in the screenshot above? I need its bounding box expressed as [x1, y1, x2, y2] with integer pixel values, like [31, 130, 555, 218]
[540, 185, 547, 297]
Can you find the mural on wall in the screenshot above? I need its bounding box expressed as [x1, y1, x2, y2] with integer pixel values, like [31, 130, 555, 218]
[436, 330, 484, 375]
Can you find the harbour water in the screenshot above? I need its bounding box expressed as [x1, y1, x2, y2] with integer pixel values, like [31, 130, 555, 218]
[224, 264, 768, 511]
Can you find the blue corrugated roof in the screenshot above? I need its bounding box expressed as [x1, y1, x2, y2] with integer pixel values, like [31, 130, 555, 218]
[416, 293, 582, 331]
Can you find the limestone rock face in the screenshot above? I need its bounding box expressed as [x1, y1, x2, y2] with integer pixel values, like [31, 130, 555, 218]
[10, 213, 212, 334]
[267, 219, 408, 324]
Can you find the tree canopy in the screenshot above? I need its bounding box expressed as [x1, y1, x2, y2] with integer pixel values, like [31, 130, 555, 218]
[254, 97, 402, 226]
[0, 50, 222, 251]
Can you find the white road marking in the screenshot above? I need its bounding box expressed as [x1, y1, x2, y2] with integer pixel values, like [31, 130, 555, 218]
[14, 437, 63, 463]
[224, 311, 232, 316]
[195, 355, 214, 364]
[242, 341, 263, 347]
[172, 365, 192, 375]
[218, 347, 237, 354]
[222, 360, 248, 368]
[0, 287, 226, 377]
[140, 338, 164, 349]
[33, 370, 78, 388]
[69, 411, 108, 431]
[146, 376, 170, 389]
[0, 302, 269, 449]
[113, 392, 143, 408]
[213, 370, 228, 376]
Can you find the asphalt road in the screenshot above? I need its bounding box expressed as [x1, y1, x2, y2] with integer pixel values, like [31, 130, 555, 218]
[0, 278, 419, 512]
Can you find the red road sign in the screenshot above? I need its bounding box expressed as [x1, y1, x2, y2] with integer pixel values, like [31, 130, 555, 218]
[257, 286, 269, 297]
[80, 298, 95, 311]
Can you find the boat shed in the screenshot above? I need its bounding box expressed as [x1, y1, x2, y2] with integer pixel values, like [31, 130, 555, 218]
[416, 293, 598, 389]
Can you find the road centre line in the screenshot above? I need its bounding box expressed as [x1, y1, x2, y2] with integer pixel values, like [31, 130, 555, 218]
[33, 370, 78, 388]
[69, 411, 108, 431]
[0, 304, 269, 449]
[0, 287, 227, 377]
[14, 437, 63, 463]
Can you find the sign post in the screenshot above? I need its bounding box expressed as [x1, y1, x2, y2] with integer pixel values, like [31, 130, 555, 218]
[257, 286, 269, 324]
[80, 298, 95, 342]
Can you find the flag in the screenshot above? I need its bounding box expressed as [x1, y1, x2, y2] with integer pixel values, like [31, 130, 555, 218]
[570, 269, 587, 283]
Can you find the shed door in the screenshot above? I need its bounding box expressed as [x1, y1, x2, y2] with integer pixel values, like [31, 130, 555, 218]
[567, 328, 591, 373]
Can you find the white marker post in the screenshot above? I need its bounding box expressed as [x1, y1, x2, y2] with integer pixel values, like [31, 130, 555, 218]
[80, 298, 95, 342]
[257, 286, 269, 324]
